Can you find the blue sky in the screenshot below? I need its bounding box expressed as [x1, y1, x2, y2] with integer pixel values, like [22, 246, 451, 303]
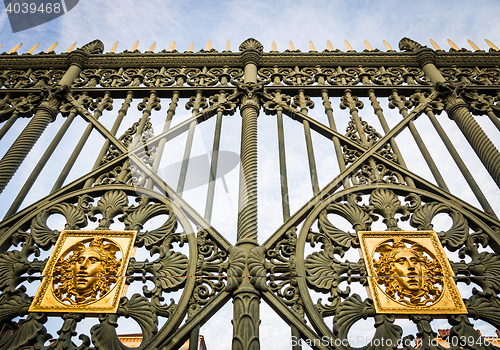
[1, 1, 500, 349]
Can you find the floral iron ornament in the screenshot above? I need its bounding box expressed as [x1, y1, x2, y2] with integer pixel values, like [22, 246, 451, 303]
[358, 231, 467, 315]
[29, 230, 137, 314]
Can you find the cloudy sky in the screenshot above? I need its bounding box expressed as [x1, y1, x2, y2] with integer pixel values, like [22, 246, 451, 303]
[1, 0, 500, 349]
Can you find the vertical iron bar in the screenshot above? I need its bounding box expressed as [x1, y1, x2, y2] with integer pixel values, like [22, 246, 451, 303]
[486, 110, 500, 133]
[204, 110, 223, 222]
[84, 91, 134, 188]
[188, 325, 200, 350]
[177, 120, 197, 196]
[0, 113, 18, 141]
[321, 90, 349, 188]
[389, 90, 449, 191]
[147, 91, 179, 190]
[6, 110, 78, 217]
[276, 108, 291, 221]
[116, 91, 160, 183]
[303, 119, 320, 195]
[51, 92, 112, 193]
[368, 89, 415, 187]
[425, 107, 496, 217]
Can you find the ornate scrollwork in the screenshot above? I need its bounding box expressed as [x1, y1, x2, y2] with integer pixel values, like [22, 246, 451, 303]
[349, 159, 406, 186]
[0, 187, 196, 348]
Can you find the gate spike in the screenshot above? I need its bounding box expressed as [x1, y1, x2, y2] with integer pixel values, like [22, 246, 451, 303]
[309, 41, 316, 51]
[65, 42, 76, 53]
[110, 41, 118, 53]
[0, 44, 2, 50]
[485, 39, 499, 51]
[187, 42, 194, 52]
[167, 41, 176, 52]
[148, 42, 156, 52]
[46, 42, 57, 53]
[27, 43, 39, 54]
[271, 41, 277, 52]
[8, 43, 22, 54]
[383, 40, 393, 51]
[130, 41, 139, 51]
[447, 39, 459, 50]
[289, 41, 295, 51]
[225, 40, 230, 51]
[364, 40, 373, 51]
[326, 40, 334, 51]
[430, 39, 441, 50]
[467, 39, 480, 51]
[205, 39, 211, 51]
[344, 39, 353, 51]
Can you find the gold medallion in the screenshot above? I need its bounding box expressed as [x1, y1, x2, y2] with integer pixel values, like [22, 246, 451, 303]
[358, 231, 466, 315]
[29, 230, 137, 315]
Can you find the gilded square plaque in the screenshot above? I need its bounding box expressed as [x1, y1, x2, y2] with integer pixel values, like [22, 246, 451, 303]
[358, 231, 466, 315]
[29, 230, 137, 315]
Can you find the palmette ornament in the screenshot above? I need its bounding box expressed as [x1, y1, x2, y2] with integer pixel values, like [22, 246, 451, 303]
[358, 230, 467, 315]
[29, 230, 137, 315]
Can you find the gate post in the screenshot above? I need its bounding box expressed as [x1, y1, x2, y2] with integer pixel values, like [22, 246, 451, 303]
[231, 38, 263, 350]
[402, 38, 500, 188]
[0, 41, 99, 194]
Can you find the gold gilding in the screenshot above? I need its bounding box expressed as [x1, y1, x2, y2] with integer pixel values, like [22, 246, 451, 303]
[29, 230, 137, 315]
[358, 231, 467, 315]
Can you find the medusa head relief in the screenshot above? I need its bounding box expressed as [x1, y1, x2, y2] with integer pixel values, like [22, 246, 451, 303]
[373, 238, 444, 307]
[358, 231, 467, 315]
[52, 237, 122, 305]
[30, 230, 137, 314]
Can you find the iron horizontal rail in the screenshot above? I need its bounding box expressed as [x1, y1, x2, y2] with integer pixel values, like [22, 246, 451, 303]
[0, 50, 499, 69]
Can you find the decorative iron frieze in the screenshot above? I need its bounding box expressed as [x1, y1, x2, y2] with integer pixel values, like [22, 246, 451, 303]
[358, 230, 467, 315]
[29, 230, 137, 314]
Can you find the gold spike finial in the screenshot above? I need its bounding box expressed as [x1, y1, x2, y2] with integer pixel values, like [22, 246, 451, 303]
[364, 40, 373, 51]
[148, 42, 156, 52]
[344, 39, 353, 51]
[0, 44, 2, 50]
[271, 41, 277, 52]
[205, 39, 211, 51]
[27, 43, 39, 54]
[289, 41, 295, 51]
[309, 41, 316, 51]
[467, 39, 480, 51]
[447, 39, 459, 50]
[430, 39, 441, 50]
[326, 40, 334, 51]
[485, 39, 499, 51]
[46, 42, 57, 53]
[130, 41, 139, 51]
[167, 41, 176, 52]
[8, 43, 22, 54]
[224, 40, 230, 52]
[110, 41, 118, 53]
[383, 40, 393, 51]
[65, 42, 76, 53]
[187, 42, 194, 52]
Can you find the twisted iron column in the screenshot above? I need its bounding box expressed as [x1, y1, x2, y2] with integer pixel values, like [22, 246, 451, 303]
[444, 93, 500, 188]
[0, 48, 91, 194]
[410, 42, 500, 189]
[0, 86, 65, 194]
[231, 38, 263, 350]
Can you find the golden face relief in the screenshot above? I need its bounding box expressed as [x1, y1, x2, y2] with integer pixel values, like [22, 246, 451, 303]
[392, 249, 424, 293]
[53, 237, 122, 305]
[29, 230, 137, 315]
[357, 231, 467, 315]
[73, 247, 105, 295]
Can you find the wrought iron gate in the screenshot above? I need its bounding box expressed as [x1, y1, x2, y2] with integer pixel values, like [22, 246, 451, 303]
[0, 37, 500, 350]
